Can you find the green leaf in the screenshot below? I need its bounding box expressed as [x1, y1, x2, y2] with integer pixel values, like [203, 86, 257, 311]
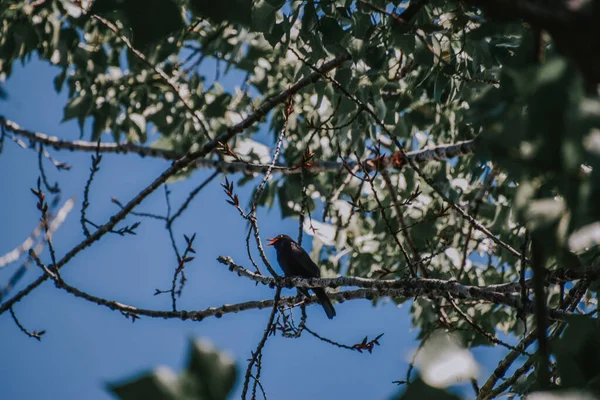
[205, 93, 232, 118]
[53, 69, 67, 93]
[108, 338, 237, 400]
[150, 136, 175, 151]
[301, 0, 317, 35]
[364, 44, 386, 70]
[91, 0, 184, 49]
[343, 36, 365, 60]
[319, 17, 346, 50]
[91, 112, 108, 142]
[351, 12, 373, 39]
[414, 38, 434, 66]
[264, 22, 285, 47]
[108, 369, 180, 400]
[251, 0, 283, 33]
[62, 95, 92, 122]
[391, 26, 415, 53]
[189, 0, 252, 27]
[128, 113, 147, 143]
[181, 339, 237, 400]
[554, 316, 600, 393]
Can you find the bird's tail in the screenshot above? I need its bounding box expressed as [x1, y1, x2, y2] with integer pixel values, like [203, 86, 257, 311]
[313, 288, 336, 319]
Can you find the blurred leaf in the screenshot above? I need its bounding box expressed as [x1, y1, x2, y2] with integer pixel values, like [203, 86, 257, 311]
[554, 316, 600, 393]
[108, 369, 180, 400]
[182, 339, 238, 400]
[395, 378, 461, 400]
[62, 95, 92, 122]
[189, 0, 252, 26]
[251, 0, 284, 33]
[108, 338, 237, 400]
[91, 0, 184, 49]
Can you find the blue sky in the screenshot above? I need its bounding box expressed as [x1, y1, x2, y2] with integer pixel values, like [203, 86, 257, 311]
[0, 58, 511, 400]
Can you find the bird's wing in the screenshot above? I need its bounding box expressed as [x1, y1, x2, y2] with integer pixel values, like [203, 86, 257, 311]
[290, 242, 321, 277]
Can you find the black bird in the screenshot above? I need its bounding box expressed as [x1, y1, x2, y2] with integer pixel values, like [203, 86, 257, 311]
[267, 234, 336, 319]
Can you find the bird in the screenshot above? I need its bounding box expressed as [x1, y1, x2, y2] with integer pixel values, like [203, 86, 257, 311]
[267, 234, 336, 319]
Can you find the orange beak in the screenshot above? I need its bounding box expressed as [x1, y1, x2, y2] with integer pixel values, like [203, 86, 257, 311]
[266, 237, 278, 246]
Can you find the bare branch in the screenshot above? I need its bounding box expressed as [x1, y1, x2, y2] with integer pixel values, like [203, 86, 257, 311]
[0, 54, 348, 316]
[26, 251, 577, 326]
[81, 145, 102, 237]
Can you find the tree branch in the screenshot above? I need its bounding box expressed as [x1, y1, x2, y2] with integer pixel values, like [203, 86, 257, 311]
[241, 287, 281, 400]
[28, 251, 576, 326]
[218, 256, 600, 293]
[0, 54, 349, 315]
[0, 117, 474, 174]
[477, 279, 589, 399]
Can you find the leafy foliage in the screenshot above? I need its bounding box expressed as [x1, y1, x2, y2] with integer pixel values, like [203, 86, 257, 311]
[2, 0, 600, 398]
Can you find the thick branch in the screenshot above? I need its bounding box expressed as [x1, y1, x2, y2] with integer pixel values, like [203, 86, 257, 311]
[531, 239, 550, 388]
[0, 117, 474, 174]
[31, 253, 575, 324]
[219, 255, 600, 293]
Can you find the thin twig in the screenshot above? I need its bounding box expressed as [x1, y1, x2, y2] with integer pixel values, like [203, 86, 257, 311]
[242, 287, 281, 400]
[168, 171, 220, 226]
[401, 329, 435, 386]
[9, 307, 45, 341]
[354, 160, 415, 277]
[0, 199, 74, 301]
[246, 103, 289, 276]
[457, 168, 497, 281]
[448, 296, 532, 355]
[37, 144, 60, 194]
[303, 325, 357, 351]
[250, 354, 267, 400]
[81, 144, 102, 237]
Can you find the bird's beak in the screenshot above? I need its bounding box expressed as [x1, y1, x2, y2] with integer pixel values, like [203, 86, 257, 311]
[266, 237, 277, 246]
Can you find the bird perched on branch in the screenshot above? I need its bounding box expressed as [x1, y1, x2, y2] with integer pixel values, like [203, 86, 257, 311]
[267, 234, 336, 319]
